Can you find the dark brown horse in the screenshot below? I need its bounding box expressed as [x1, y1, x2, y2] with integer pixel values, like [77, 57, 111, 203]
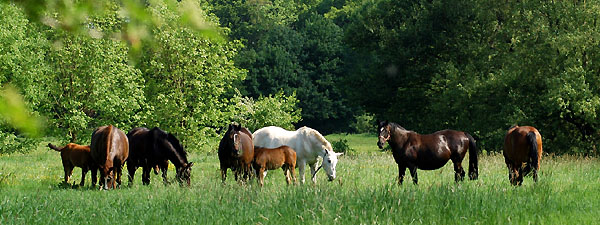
[377, 121, 478, 184]
[127, 127, 193, 186]
[218, 123, 254, 183]
[253, 146, 297, 186]
[503, 125, 542, 185]
[47, 143, 93, 187]
[90, 125, 129, 189]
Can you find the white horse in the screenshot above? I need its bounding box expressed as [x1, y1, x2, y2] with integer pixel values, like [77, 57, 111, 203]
[253, 126, 343, 183]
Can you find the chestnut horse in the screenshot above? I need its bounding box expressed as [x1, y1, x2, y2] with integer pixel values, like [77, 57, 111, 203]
[218, 123, 254, 183]
[90, 125, 129, 189]
[253, 146, 297, 186]
[503, 125, 542, 185]
[127, 127, 193, 186]
[47, 143, 93, 186]
[377, 121, 479, 184]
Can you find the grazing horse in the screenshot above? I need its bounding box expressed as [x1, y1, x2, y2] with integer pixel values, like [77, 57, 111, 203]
[377, 121, 478, 184]
[218, 123, 254, 183]
[127, 127, 193, 186]
[503, 125, 542, 185]
[253, 146, 297, 186]
[90, 125, 129, 190]
[253, 126, 343, 184]
[47, 143, 93, 187]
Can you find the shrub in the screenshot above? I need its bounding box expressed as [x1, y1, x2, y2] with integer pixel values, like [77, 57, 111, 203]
[227, 91, 302, 132]
[331, 138, 355, 156]
[351, 113, 376, 134]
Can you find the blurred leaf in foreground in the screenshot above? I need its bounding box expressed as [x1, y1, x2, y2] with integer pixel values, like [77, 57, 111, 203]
[0, 85, 43, 137]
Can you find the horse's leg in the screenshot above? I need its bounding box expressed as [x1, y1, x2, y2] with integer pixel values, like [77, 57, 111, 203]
[291, 164, 297, 185]
[142, 166, 151, 185]
[91, 166, 98, 187]
[309, 163, 318, 184]
[397, 164, 406, 185]
[116, 165, 123, 188]
[283, 166, 291, 185]
[220, 167, 227, 184]
[409, 166, 418, 185]
[258, 167, 265, 187]
[517, 167, 524, 186]
[64, 164, 73, 185]
[127, 165, 137, 185]
[160, 161, 169, 185]
[452, 160, 466, 182]
[80, 168, 88, 187]
[298, 160, 306, 184]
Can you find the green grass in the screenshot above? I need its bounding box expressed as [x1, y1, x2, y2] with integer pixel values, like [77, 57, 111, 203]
[1, 134, 598, 224]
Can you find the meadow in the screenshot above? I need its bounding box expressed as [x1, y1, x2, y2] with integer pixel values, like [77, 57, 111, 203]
[0, 133, 598, 224]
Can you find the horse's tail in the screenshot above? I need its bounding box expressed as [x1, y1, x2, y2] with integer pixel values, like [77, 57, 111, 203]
[466, 133, 479, 180]
[526, 131, 539, 174]
[106, 125, 114, 155]
[48, 143, 62, 152]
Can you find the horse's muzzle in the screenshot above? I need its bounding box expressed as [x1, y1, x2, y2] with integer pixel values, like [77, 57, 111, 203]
[327, 175, 335, 181]
[377, 141, 384, 149]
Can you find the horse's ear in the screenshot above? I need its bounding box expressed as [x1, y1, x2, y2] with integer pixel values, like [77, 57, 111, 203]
[235, 123, 242, 131]
[188, 162, 194, 168]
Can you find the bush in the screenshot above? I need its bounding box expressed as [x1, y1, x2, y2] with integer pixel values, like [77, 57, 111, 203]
[351, 113, 376, 134]
[227, 91, 302, 132]
[331, 138, 355, 156]
[0, 130, 37, 154]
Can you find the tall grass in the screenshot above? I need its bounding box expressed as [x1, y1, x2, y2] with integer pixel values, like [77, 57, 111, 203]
[0, 135, 598, 224]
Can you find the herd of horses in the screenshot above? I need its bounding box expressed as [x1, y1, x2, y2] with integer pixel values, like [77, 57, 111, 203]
[47, 121, 543, 189]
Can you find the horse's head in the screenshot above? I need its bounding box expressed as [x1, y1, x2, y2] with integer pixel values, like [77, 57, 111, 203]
[319, 148, 343, 181]
[226, 123, 244, 156]
[99, 166, 115, 190]
[377, 120, 391, 149]
[176, 162, 194, 186]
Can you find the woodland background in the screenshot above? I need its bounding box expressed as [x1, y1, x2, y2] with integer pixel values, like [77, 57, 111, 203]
[1, 0, 600, 155]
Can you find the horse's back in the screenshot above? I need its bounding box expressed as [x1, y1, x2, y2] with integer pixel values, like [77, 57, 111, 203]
[91, 125, 129, 164]
[253, 126, 300, 149]
[504, 126, 541, 162]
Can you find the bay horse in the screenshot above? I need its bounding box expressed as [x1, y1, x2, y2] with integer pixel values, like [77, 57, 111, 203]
[253, 146, 297, 186]
[253, 126, 343, 184]
[127, 127, 193, 186]
[503, 125, 542, 185]
[90, 125, 129, 190]
[218, 123, 254, 183]
[47, 143, 93, 187]
[377, 121, 478, 184]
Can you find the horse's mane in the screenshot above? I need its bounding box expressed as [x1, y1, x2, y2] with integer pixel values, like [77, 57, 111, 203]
[152, 127, 188, 165]
[388, 122, 408, 131]
[299, 126, 333, 151]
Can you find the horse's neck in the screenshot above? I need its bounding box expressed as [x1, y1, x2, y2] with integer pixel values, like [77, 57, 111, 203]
[165, 148, 187, 168]
[391, 128, 412, 147]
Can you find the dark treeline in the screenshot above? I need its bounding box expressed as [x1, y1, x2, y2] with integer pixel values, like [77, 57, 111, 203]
[1, 0, 600, 155]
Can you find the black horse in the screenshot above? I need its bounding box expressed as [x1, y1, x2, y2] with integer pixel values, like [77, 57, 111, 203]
[218, 123, 254, 183]
[127, 127, 193, 186]
[377, 121, 478, 184]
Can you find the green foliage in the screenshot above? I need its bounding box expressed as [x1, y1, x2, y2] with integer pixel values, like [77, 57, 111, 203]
[138, 0, 246, 150]
[350, 112, 375, 134]
[228, 91, 301, 132]
[209, 0, 354, 133]
[3, 0, 222, 52]
[331, 138, 354, 155]
[342, 0, 600, 154]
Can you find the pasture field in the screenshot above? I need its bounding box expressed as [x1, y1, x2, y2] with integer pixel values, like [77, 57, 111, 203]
[1, 134, 599, 224]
